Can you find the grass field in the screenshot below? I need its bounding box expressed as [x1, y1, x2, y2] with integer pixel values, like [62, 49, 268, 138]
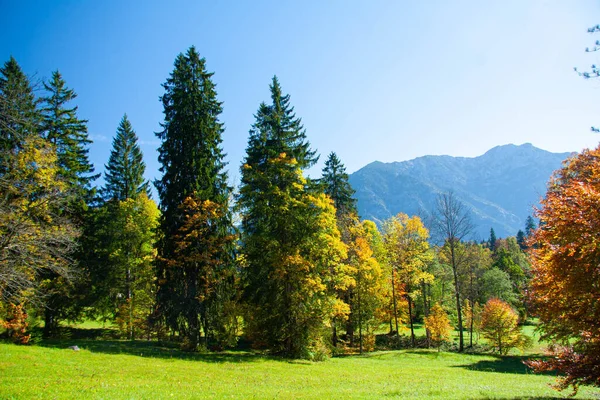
[1, 333, 599, 399]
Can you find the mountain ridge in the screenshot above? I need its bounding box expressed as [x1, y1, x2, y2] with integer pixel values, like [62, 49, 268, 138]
[348, 143, 572, 239]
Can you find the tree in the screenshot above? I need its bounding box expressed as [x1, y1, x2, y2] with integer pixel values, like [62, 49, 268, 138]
[0, 136, 78, 306]
[462, 242, 492, 347]
[424, 303, 452, 351]
[480, 268, 516, 306]
[346, 219, 385, 353]
[98, 194, 159, 339]
[430, 191, 474, 352]
[41, 70, 97, 204]
[0, 57, 40, 168]
[382, 213, 433, 347]
[516, 230, 526, 250]
[480, 298, 529, 355]
[103, 114, 150, 201]
[320, 152, 357, 218]
[524, 216, 536, 237]
[526, 145, 600, 392]
[239, 77, 345, 359]
[320, 152, 361, 347]
[488, 228, 497, 251]
[155, 47, 236, 350]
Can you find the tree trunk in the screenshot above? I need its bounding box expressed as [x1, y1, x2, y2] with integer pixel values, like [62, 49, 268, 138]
[451, 241, 464, 352]
[391, 267, 399, 334]
[407, 295, 415, 347]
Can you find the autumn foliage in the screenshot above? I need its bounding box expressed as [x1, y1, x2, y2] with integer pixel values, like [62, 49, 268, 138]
[480, 298, 528, 355]
[527, 145, 600, 391]
[424, 303, 451, 351]
[0, 303, 30, 345]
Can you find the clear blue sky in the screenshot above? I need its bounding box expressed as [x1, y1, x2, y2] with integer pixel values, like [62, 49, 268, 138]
[3, 0, 600, 188]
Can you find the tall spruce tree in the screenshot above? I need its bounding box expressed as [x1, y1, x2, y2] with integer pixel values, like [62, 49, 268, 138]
[41, 70, 98, 203]
[103, 114, 149, 201]
[38, 70, 97, 335]
[239, 77, 346, 358]
[320, 152, 359, 346]
[155, 47, 236, 350]
[0, 57, 40, 169]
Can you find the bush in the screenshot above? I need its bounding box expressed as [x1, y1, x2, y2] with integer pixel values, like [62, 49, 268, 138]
[1, 303, 31, 345]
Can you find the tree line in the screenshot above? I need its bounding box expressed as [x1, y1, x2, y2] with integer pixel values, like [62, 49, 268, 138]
[1, 45, 595, 391]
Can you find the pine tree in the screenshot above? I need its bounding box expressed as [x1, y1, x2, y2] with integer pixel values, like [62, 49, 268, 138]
[320, 152, 357, 218]
[239, 77, 345, 359]
[103, 114, 149, 201]
[155, 47, 236, 350]
[41, 70, 98, 203]
[0, 57, 40, 170]
[516, 229, 526, 250]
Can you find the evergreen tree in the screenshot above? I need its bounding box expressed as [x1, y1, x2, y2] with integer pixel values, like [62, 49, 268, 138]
[320, 152, 357, 218]
[155, 47, 236, 350]
[0, 57, 40, 170]
[239, 77, 345, 359]
[41, 70, 98, 203]
[525, 215, 536, 237]
[516, 229, 526, 250]
[488, 228, 497, 251]
[103, 114, 149, 201]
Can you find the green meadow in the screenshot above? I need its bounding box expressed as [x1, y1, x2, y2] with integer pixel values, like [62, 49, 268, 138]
[1, 324, 598, 399]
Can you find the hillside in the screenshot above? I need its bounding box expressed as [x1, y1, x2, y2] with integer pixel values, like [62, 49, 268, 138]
[349, 143, 572, 239]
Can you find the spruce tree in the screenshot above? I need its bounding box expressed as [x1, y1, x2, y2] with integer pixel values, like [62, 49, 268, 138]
[239, 77, 345, 358]
[320, 152, 357, 218]
[320, 152, 359, 346]
[525, 216, 536, 237]
[103, 114, 149, 201]
[0, 57, 40, 170]
[155, 47, 236, 350]
[488, 228, 497, 251]
[41, 70, 98, 203]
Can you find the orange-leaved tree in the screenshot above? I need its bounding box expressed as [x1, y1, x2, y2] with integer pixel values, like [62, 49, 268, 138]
[424, 303, 451, 351]
[480, 298, 529, 355]
[526, 145, 600, 392]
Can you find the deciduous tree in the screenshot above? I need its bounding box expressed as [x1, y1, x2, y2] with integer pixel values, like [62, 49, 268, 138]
[527, 145, 600, 392]
[430, 191, 474, 352]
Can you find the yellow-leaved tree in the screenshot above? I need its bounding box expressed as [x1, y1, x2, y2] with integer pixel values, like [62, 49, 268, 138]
[383, 213, 433, 346]
[424, 303, 452, 351]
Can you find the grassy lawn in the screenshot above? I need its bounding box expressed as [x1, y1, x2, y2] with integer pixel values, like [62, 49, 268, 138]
[1, 336, 599, 399]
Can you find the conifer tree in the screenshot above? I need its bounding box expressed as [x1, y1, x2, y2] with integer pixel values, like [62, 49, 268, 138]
[0, 57, 40, 169]
[320, 152, 357, 218]
[41, 70, 98, 203]
[155, 47, 236, 350]
[488, 228, 497, 251]
[239, 77, 345, 359]
[103, 114, 149, 201]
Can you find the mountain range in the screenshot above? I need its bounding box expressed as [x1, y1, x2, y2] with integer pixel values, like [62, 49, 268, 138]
[348, 143, 572, 239]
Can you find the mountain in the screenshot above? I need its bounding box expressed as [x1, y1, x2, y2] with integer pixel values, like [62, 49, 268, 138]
[348, 143, 572, 239]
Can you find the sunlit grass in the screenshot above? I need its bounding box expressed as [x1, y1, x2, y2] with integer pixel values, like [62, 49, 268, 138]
[2, 338, 599, 399]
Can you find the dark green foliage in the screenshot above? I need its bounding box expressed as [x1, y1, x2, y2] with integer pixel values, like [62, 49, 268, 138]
[239, 76, 336, 358]
[320, 152, 357, 218]
[0, 57, 40, 170]
[516, 229, 526, 250]
[525, 216, 536, 236]
[41, 70, 98, 203]
[154, 47, 236, 350]
[488, 228, 497, 251]
[103, 114, 149, 201]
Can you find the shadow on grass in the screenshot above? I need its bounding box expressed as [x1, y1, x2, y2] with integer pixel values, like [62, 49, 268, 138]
[454, 355, 556, 376]
[35, 327, 268, 364]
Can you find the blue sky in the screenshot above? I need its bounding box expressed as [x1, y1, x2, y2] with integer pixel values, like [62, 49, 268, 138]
[3, 0, 600, 188]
